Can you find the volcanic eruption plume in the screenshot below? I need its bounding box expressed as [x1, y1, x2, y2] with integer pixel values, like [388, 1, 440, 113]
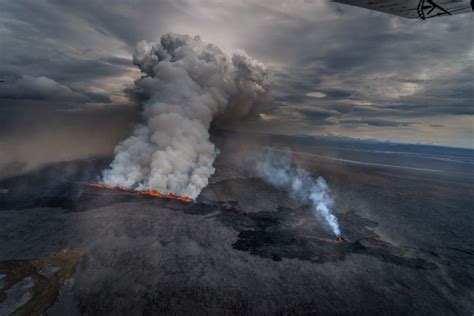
[258, 148, 341, 237]
[102, 33, 268, 199]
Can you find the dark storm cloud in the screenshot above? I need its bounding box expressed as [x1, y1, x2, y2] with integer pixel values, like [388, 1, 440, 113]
[2, 0, 471, 115]
[292, 107, 340, 126]
[1, 55, 134, 89]
[340, 119, 414, 127]
[48, 0, 179, 46]
[0, 71, 115, 106]
[85, 93, 112, 104]
[0, 74, 85, 102]
[317, 89, 352, 100]
[0, 0, 472, 152]
[257, 3, 472, 126]
[0, 0, 144, 101]
[296, 108, 339, 120]
[385, 102, 474, 116]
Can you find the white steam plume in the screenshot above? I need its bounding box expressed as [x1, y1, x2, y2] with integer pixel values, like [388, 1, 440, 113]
[101, 33, 268, 199]
[258, 148, 341, 237]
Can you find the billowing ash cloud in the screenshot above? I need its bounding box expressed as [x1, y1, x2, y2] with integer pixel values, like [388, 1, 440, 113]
[102, 33, 268, 198]
[258, 148, 341, 237]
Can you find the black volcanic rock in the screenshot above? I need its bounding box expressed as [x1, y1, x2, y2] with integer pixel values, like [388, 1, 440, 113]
[0, 137, 473, 315]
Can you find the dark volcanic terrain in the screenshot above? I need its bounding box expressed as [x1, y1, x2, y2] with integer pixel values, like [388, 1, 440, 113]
[0, 134, 473, 315]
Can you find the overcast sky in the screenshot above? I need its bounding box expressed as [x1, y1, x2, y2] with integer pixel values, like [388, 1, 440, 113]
[0, 0, 473, 166]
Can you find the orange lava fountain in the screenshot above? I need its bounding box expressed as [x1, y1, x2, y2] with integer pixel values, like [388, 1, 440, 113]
[87, 183, 193, 203]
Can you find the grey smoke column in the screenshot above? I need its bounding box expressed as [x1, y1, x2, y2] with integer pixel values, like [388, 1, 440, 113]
[258, 148, 341, 237]
[102, 33, 268, 198]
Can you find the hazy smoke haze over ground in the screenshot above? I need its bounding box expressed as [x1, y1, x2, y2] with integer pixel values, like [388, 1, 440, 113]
[0, 105, 139, 179]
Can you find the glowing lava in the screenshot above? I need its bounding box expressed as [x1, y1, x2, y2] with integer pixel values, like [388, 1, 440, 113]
[138, 190, 193, 203]
[87, 183, 193, 203]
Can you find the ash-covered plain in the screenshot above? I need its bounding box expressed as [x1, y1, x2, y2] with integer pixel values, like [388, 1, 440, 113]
[0, 133, 473, 315]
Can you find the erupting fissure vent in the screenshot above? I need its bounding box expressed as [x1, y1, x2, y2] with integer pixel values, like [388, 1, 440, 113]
[100, 33, 268, 200]
[88, 183, 193, 203]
